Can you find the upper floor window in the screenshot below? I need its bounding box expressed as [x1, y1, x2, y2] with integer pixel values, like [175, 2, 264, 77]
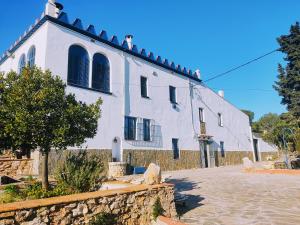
[143, 119, 151, 141]
[169, 86, 177, 104]
[27, 46, 36, 67]
[199, 108, 204, 122]
[68, 45, 89, 88]
[18, 54, 26, 73]
[218, 113, 223, 127]
[92, 53, 110, 92]
[141, 76, 148, 98]
[124, 116, 137, 140]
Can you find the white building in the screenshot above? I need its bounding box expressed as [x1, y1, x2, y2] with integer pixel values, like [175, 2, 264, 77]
[0, 1, 277, 171]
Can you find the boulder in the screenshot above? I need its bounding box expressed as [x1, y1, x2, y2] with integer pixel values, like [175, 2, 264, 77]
[144, 163, 161, 185]
[242, 157, 254, 170]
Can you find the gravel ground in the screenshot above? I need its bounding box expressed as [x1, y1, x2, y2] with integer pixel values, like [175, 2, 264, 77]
[166, 165, 300, 225]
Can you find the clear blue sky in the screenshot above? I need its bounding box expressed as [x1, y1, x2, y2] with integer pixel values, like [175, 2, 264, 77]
[1, 0, 299, 120]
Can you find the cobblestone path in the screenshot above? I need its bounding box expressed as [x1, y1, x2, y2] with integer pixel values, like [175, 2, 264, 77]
[167, 165, 300, 225]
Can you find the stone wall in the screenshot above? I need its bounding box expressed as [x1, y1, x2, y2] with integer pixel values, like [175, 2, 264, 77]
[0, 159, 33, 177]
[215, 151, 254, 167]
[260, 152, 278, 161]
[123, 149, 201, 171]
[0, 184, 176, 225]
[45, 149, 112, 176]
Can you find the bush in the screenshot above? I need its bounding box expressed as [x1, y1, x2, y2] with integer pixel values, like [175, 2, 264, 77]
[152, 197, 165, 221]
[90, 212, 117, 225]
[24, 182, 70, 199]
[55, 150, 104, 193]
[0, 185, 23, 203]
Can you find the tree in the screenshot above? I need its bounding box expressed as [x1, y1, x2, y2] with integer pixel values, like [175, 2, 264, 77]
[241, 109, 255, 125]
[253, 112, 298, 151]
[274, 22, 300, 119]
[0, 67, 102, 189]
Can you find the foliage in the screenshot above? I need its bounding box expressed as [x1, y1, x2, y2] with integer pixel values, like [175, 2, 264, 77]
[0, 67, 102, 189]
[24, 182, 70, 200]
[152, 197, 165, 221]
[274, 22, 300, 119]
[253, 112, 299, 152]
[241, 109, 255, 125]
[252, 113, 281, 134]
[55, 150, 104, 193]
[90, 212, 118, 225]
[0, 185, 23, 204]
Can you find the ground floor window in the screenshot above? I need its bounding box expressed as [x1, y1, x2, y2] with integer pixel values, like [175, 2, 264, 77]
[143, 119, 151, 141]
[172, 138, 179, 159]
[124, 116, 137, 140]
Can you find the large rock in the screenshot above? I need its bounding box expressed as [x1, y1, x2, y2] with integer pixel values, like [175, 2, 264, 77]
[144, 163, 161, 185]
[242, 157, 254, 170]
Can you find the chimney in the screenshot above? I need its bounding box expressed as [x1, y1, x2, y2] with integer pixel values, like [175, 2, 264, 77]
[195, 69, 201, 79]
[218, 90, 224, 98]
[45, 0, 63, 18]
[125, 35, 133, 50]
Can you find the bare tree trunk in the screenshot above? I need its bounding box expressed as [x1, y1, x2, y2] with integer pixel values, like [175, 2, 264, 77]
[41, 151, 49, 190]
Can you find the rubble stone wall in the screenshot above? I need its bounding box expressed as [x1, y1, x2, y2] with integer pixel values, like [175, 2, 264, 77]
[0, 184, 176, 225]
[0, 159, 33, 177]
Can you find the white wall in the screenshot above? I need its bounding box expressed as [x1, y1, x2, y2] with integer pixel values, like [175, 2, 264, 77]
[0, 20, 254, 153]
[253, 134, 278, 153]
[0, 23, 48, 73]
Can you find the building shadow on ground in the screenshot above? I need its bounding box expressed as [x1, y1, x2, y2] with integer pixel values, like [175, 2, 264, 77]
[166, 178, 205, 217]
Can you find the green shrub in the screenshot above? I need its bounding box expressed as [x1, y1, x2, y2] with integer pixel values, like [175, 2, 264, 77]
[0, 185, 23, 203]
[55, 150, 104, 193]
[152, 197, 165, 221]
[90, 212, 117, 225]
[24, 182, 49, 199]
[24, 181, 70, 199]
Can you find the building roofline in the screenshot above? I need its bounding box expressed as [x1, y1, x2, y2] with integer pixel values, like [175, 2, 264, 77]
[0, 13, 202, 83]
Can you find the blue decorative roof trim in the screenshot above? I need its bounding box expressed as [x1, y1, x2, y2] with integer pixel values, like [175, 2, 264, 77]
[0, 13, 201, 82]
[86, 25, 96, 35]
[99, 30, 108, 40]
[72, 18, 83, 29]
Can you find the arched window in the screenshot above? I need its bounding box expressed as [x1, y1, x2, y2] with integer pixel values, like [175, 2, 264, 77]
[18, 54, 26, 73]
[27, 46, 36, 67]
[92, 53, 110, 92]
[68, 45, 89, 87]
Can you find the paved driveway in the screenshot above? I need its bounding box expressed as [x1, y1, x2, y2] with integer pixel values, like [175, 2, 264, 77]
[167, 165, 300, 225]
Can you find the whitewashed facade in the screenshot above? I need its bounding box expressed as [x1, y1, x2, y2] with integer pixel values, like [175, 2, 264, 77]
[0, 1, 277, 170]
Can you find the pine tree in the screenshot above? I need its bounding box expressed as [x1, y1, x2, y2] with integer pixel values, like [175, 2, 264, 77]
[274, 22, 300, 119]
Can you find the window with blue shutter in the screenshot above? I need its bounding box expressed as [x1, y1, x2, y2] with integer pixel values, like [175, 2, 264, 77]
[67, 45, 89, 88]
[92, 53, 110, 92]
[27, 46, 36, 67]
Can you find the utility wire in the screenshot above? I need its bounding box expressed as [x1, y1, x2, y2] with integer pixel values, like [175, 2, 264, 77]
[204, 49, 279, 83]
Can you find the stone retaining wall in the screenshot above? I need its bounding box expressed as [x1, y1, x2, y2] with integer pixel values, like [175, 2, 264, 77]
[260, 152, 278, 161]
[45, 149, 112, 176]
[0, 184, 176, 225]
[124, 149, 201, 171]
[0, 159, 33, 177]
[215, 151, 254, 167]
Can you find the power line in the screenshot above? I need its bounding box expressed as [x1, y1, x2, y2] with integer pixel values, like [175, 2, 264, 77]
[204, 49, 279, 83]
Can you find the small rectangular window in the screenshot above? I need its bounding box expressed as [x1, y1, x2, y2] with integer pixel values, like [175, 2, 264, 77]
[172, 138, 179, 159]
[199, 108, 204, 122]
[218, 113, 223, 127]
[169, 86, 176, 104]
[141, 76, 148, 98]
[124, 116, 136, 140]
[143, 119, 151, 141]
[220, 141, 225, 157]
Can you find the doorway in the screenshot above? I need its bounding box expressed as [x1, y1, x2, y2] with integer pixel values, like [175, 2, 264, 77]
[200, 141, 209, 168]
[253, 139, 259, 162]
[112, 137, 122, 162]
